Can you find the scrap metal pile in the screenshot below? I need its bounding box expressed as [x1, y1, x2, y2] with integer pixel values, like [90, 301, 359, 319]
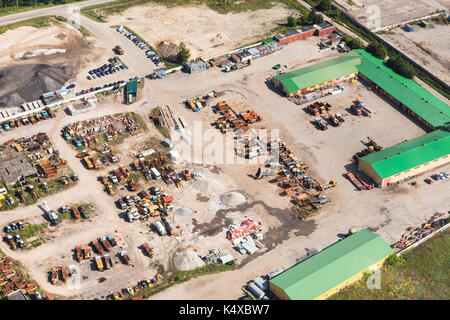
[0, 254, 40, 298]
[393, 213, 448, 251]
[62, 113, 143, 148]
[227, 218, 262, 241]
[6, 132, 50, 153]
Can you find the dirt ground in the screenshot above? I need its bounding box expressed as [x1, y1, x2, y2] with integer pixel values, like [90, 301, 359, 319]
[339, 0, 450, 29]
[379, 23, 450, 85]
[0, 15, 448, 300]
[105, 3, 293, 59]
[0, 21, 118, 107]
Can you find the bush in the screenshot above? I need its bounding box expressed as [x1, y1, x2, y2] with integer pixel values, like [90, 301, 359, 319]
[366, 42, 388, 60]
[386, 253, 405, 267]
[316, 0, 331, 11]
[347, 38, 365, 50]
[287, 15, 296, 27]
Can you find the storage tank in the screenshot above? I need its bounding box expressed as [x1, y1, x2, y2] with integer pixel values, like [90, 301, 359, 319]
[247, 282, 265, 299]
[153, 220, 167, 236]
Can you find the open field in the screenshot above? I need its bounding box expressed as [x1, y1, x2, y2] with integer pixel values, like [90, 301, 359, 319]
[331, 228, 450, 300]
[379, 23, 450, 85]
[88, 2, 296, 59]
[338, 0, 450, 29]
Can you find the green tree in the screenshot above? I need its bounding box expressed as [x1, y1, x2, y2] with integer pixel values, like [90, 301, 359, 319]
[287, 15, 296, 27]
[366, 41, 388, 60]
[347, 38, 365, 50]
[316, 0, 332, 11]
[386, 56, 415, 79]
[312, 13, 324, 24]
[176, 42, 190, 65]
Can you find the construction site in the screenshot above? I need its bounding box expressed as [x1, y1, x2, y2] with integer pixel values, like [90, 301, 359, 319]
[0, 0, 448, 302]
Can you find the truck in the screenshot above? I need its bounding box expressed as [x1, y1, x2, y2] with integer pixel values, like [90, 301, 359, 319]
[139, 149, 155, 158]
[114, 45, 124, 55]
[91, 239, 104, 255]
[153, 220, 167, 236]
[101, 237, 112, 252]
[150, 167, 161, 180]
[103, 254, 113, 269]
[142, 242, 154, 258]
[120, 251, 131, 265]
[75, 245, 84, 262]
[95, 256, 104, 272]
[83, 156, 94, 169]
[106, 235, 117, 247]
[161, 217, 175, 235]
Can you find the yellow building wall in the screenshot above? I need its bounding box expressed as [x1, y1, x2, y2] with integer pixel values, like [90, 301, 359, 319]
[270, 255, 390, 300]
[360, 154, 450, 188]
[315, 256, 388, 300]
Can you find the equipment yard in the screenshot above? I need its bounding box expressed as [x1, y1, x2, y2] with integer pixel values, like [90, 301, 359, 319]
[0, 0, 448, 302]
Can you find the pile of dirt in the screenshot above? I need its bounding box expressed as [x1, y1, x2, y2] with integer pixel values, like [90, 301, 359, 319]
[175, 207, 194, 217]
[156, 41, 179, 61]
[220, 192, 246, 207]
[173, 250, 205, 271]
[0, 63, 73, 107]
[192, 177, 225, 196]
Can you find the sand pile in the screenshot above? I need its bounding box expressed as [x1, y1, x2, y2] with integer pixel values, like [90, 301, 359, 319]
[175, 207, 194, 217]
[173, 250, 206, 271]
[220, 192, 246, 207]
[192, 177, 225, 196]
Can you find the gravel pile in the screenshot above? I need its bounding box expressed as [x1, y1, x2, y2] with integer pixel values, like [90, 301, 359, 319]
[192, 177, 225, 196]
[175, 207, 194, 217]
[220, 192, 246, 207]
[173, 250, 206, 271]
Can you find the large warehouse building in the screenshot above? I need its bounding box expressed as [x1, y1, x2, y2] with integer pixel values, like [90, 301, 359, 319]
[359, 130, 450, 187]
[269, 229, 393, 300]
[273, 49, 450, 186]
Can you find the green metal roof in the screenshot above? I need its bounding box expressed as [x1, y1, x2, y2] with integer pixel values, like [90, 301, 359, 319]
[354, 49, 450, 128]
[273, 50, 361, 92]
[359, 130, 450, 179]
[126, 80, 138, 95]
[270, 229, 393, 300]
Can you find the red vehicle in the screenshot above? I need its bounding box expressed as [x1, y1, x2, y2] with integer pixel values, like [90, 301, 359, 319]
[115, 45, 124, 55]
[425, 178, 433, 184]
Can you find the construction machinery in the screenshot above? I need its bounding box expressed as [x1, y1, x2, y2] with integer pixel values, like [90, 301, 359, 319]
[61, 266, 69, 282]
[103, 254, 113, 270]
[106, 183, 114, 195]
[142, 242, 154, 258]
[313, 118, 328, 131]
[75, 246, 84, 262]
[161, 217, 175, 235]
[326, 113, 339, 127]
[106, 235, 117, 247]
[240, 109, 263, 123]
[72, 205, 81, 220]
[335, 113, 345, 123]
[120, 251, 131, 265]
[101, 237, 112, 252]
[83, 246, 92, 259]
[95, 256, 104, 272]
[43, 201, 61, 226]
[128, 180, 138, 191]
[180, 169, 191, 181]
[91, 239, 104, 255]
[51, 268, 59, 284]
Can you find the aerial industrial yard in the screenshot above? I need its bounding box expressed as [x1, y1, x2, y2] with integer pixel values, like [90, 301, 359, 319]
[0, 0, 448, 303]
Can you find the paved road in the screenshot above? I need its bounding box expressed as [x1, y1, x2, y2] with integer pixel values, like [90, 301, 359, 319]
[0, 0, 113, 26]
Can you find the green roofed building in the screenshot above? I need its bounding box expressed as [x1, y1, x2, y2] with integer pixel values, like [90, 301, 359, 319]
[359, 130, 450, 187]
[269, 229, 393, 300]
[126, 80, 138, 97]
[272, 50, 361, 95]
[272, 49, 450, 186]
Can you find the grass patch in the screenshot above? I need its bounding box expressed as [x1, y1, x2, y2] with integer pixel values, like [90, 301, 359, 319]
[0, 16, 54, 35]
[330, 228, 450, 300]
[129, 263, 236, 299]
[83, 0, 308, 23]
